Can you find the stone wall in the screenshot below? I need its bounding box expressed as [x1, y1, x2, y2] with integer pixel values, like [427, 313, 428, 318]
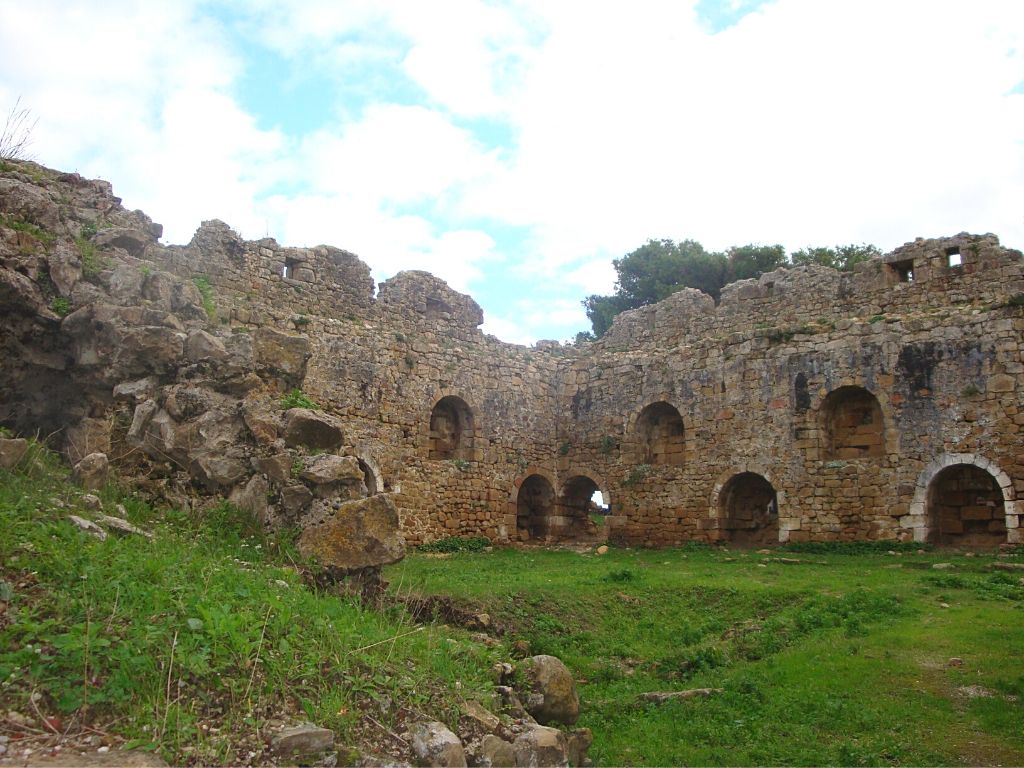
[1, 161, 1022, 548]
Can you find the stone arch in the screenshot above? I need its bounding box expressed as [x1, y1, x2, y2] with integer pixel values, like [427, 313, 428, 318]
[712, 469, 780, 546]
[908, 453, 1018, 545]
[555, 473, 610, 542]
[515, 473, 556, 542]
[634, 400, 685, 466]
[820, 385, 885, 460]
[427, 394, 475, 460]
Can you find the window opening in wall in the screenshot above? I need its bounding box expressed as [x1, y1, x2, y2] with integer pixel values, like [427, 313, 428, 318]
[946, 246, 962, 268]
[927, 464, 1006, 547]
[282, 259, 297, 279]
[719, 472, 778, 546]
[428, 395, 473, 460]
[635, 401, 685, 466]
[889, 259, 914, 283]
[821, 386, 885, 460]
[516, 474, 555, 542]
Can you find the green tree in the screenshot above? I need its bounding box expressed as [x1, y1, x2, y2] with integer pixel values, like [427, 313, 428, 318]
[790, 243, 880, 271]
[727, 244, 787, 282]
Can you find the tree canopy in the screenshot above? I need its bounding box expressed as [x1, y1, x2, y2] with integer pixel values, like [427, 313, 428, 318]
[582, 239, 879, 338]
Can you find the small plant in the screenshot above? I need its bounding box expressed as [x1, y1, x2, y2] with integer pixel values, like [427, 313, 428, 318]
[293, 315, 310, 327]
[1003, 294, 1024, 309]
[404, 353, 416, 369]
[394, 332, 406, 343]
[140, 264, 152, 277]
[290, 458, 304, 478]
[449, 458, 470, 472]
[0, 97, 37, 161]
[50, 297, 70, 317]
[79, 220, 98, 239]
[604, 568, 635, 583]
[280, 388, 319, 410]
[192, 275, 216, 321]
[600, 435, 616, 454]
[2, 215, 54, 249]
[622, 463, 653, 487]
[960, 384, 980, 397]
[558, 441, 571, 456]
[867, 314, 886, 324]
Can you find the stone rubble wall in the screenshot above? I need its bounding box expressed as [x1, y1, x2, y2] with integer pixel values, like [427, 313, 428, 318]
[1, 160, 1022, 547]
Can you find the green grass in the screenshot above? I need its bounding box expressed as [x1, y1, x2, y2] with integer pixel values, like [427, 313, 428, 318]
[0, 445, 501, 765]
[192, 275, 216, 320]
[280, 388, 319, 410]
[387, 545, 1024, 766]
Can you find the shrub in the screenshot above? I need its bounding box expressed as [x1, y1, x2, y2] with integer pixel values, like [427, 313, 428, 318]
[417, 536, 491, 554]
[50, 297, 70, 317]
[280, 388, 319, 410]
[192, 276, 216, 320]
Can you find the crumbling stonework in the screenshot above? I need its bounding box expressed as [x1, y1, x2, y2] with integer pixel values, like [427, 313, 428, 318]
[1, 159, 1022, 550]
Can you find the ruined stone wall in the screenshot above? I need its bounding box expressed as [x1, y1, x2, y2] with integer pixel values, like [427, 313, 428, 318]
[563, 234, 1024, 547]
[2, 160, 1022, 548]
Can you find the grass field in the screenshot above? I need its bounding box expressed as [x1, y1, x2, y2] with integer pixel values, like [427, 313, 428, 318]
[2, 441, 1023, 766]
[387, 543, 1024, 766]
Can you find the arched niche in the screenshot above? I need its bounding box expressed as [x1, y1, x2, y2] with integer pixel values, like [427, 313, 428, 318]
[635, 401, 685, 466]
[821, 386, 885, 460]
[516, 474, 555, 541]
[927, 464, 1006, 547]
[428, 395, 474, 460]
[556, 475, 607, 542]
[718, 472, 779, 546]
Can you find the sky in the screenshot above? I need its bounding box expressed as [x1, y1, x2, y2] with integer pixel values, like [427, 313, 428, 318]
[1, 0, 1022, 345]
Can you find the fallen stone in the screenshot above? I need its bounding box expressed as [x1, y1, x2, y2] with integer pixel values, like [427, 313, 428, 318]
[80, 494, 102, 510]
[284, 408, 345, 450]
[73, 452, 109, 490]
[255, 453, 293, 484]
[300, 454, 363, 485]
[595, 545, 608, 555]
[67, 515, 107, 541]
[948, 657, 964, 667]
[271, 723, 335, 758]
[932, 563, 955, 570]
[96, 513, 154, 539]
[185, 329, 228, 361]
[189, 455, 248, 492]
[991, 562, 1024, 571]
[229, 474, 270, 524]
[281, 484, 314, 515]
[0, 437, 29, 469]
[470, 734, 515, 768]
[460, 700, 502, 735]
[512, 725, 568, 768]
[638, 688, 723, 704]
[518, 655, 580, 726]
[410, 721, 466, 768]
[297, 494, 406, 573]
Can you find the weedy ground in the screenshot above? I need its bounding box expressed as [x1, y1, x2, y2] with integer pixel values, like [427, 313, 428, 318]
[388, 541, 1024, 766]
[0, 445, 501, 766]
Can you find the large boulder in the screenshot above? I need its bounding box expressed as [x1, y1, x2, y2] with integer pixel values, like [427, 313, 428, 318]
[517, 656, 580, 726]
[410, 721, 466, 768]
[299, 454, 363, 486]
[284, 408, 344, 450]
[297, 494, 405, 573]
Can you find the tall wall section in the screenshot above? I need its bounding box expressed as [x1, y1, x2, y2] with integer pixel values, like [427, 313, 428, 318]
[561, 234, 1024, 546]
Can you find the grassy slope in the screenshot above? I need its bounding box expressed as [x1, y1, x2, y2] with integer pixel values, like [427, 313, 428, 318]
[388, 545, 1024, 766]
[0, 449, 501, 765]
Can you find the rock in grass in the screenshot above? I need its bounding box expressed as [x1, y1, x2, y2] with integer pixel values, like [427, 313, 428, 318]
[470, 734, 515, 767]
[271, 723, 335, 758]
[512, 725, 568, 768]
[518, 655, 580, 726]
[297, 494, 405, 573]
[565, 728, 593, 768]
[95, 513, 154, 539]
[410, 721, 466, 767]
[0, 438, 28, 469]
[67, 515, 107, 541]
[72, 452, 109, 490]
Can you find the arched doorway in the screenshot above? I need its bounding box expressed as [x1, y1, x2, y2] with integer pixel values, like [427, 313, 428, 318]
[428, 395, 474, 459]
[635, 401, 685, 466]
[820, 386, 885, 460]
[719, 472, 779, 546]
[927, 464, 1006, 547]
[516, 474, 555, 541]
[555, 475, 608, 542]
